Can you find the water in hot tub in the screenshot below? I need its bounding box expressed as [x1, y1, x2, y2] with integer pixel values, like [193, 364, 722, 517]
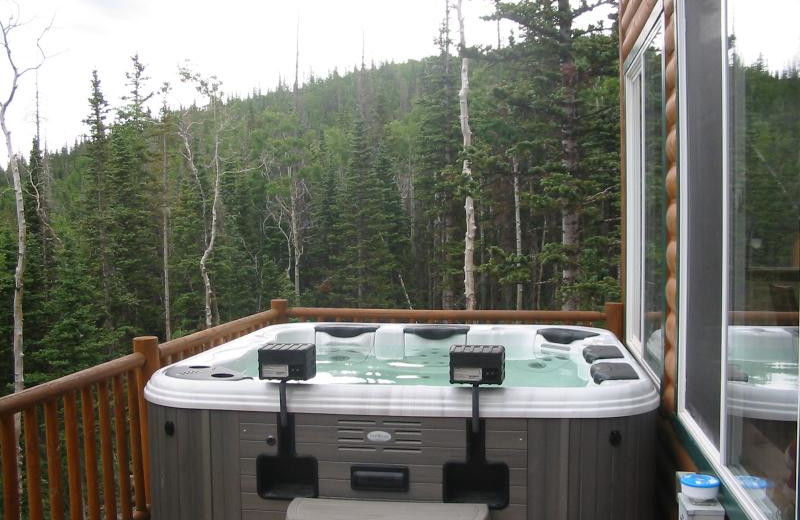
[225, 344, 588, 387]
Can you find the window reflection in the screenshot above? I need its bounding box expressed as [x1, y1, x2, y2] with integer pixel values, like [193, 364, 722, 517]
[725, 1, 799, 518]
[642, 24, 665, 378]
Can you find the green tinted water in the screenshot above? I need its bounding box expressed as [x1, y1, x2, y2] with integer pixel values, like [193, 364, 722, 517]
[226, 347, 588, 388]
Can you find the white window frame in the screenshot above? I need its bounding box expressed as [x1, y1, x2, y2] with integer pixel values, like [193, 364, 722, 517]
[675, 0, 797, 518]
[624, 5, 664, 387]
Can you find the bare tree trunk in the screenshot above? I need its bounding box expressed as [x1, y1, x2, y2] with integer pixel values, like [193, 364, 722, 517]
[408, 143, 415, 247]
[290, 171, 302, 301]
[398, 273, 413, 309]
[538, 216, 548, 309]
[291, 28, 304, 302]
[161, 130, 171, 340]
[441, 219, 455, 309]
[1, 15, 48, 492]
[2, 92, 26, 474]
[179, 69, 228, 328]
[513, 155, 523, 310]
[558, 0, 579, 311]
[561, 209, 579, 310]
[456, 0, 476, 310]
[178, 123, 212, 325]
[478, 205, 488, 309]
[200, 128, 222, 328]
[357, 243, 364, 307]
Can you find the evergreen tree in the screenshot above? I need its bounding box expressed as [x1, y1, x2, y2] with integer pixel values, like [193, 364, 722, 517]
[81, 69, 114, 320]
[329, 117, 408, 307]
[491, 0, 620, 309]
[105, 55, 162, 346]
[0, 26, 643, 392]
[413, 41, 462, 308]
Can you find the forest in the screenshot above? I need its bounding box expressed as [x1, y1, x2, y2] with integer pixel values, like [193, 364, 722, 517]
[0, 1, 627, 391]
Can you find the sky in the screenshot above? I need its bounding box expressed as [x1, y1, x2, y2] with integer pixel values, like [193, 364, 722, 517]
[0, 0, 516, 167]
[5, 1, 794, 169]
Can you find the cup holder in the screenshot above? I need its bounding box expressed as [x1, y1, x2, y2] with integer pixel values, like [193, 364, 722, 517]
[164, 365, 249, 381]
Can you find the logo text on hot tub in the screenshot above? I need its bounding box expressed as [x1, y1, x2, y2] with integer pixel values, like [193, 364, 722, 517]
[366, 430, 392, 442]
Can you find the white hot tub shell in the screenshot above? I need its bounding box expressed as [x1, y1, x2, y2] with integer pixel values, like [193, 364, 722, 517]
[145, 322, 659, 520]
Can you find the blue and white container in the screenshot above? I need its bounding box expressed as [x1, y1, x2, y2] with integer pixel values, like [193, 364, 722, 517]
[736, 475, 768, 499]
[680, 473, 721, 502]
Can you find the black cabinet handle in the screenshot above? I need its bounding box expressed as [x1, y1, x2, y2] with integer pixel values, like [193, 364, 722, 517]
[351, 466, 409, 492]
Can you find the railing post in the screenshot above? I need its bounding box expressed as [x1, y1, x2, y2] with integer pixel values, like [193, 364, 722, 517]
[133, 336, 159, 517]
[1, 413, 20, 520]
[604, 302, 625, 340]
[271, 299, 289, 324]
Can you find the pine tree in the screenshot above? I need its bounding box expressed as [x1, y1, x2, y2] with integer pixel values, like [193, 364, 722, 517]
[105, 55, 162, 346]
[413, 42, 462, 308]
[19, 134, 51, 378]
[492, 0, 620, 309]
[81, 70, 114, 330]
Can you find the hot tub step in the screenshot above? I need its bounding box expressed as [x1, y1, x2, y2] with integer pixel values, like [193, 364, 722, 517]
[286, 498, 489, 520]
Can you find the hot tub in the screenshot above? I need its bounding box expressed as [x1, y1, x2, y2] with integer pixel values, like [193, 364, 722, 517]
[145, 322, 659, 520]
[726, 326, 799, 422]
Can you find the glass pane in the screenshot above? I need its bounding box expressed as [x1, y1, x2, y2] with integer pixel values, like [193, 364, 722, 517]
[628, 71, 643, 350]
[683, 0, 724, 447]
[642, 24, 665, 377]
[725, 1, 799, 518]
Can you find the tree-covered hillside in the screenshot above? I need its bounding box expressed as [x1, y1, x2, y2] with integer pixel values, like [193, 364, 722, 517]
[1, 2, 625, 391]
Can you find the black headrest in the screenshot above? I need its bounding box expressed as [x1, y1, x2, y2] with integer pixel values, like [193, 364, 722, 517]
[314, 324, 379, 338]
[403, 325, 470, 340]
[538, 328, 598, 344]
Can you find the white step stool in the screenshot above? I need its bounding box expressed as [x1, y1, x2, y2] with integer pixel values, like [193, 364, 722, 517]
[286, 498, 490, 520]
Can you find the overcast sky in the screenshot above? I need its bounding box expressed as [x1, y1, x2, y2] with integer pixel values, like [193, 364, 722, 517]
[3, 1, 796, 168]
[1, 0, 517, 166]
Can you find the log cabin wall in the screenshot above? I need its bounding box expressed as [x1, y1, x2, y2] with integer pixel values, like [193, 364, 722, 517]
[619, 1, 697, 518]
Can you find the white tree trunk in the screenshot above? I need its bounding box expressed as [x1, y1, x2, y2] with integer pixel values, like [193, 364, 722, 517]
[513, 155, 523, 310]
[290, 171, 302, 301]
[557, 0, 580, 311]
[200, 128, 222, 328]
[178, 123, 214, 326]
[2, 18, 49, 496]
[162, 131, 171, 340]
[1, 108, 25, 394]
[456, 0, 476, 311]
[561, 209, 579, 310]
[2, 104, 26, 482]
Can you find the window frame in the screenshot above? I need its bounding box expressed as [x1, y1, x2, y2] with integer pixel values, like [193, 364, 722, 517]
[623, 5, 665, 387]
[675, 1, 798, 518]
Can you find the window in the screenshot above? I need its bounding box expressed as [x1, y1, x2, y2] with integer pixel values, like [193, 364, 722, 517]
[624, 10, 665, 383]
[679, 0, 725, 449]
[724, 1, 799, 518]
[677, 0, 799, 518]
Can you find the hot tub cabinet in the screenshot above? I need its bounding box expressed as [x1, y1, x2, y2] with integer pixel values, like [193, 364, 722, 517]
[146, 323, 658, 519]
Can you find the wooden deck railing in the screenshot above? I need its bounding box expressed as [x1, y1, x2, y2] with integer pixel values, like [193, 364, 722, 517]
[0, 354, 150, 520]
[0, 299, 623, 519]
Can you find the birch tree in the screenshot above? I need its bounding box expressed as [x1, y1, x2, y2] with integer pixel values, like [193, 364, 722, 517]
[159, 85, 172, 339]
[512, 154, 523, 309]
[178, 69, 225, 328]
[456, 0, 477, 310]
[258, 121, 309, 302]
[0, 7, 49, 490]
